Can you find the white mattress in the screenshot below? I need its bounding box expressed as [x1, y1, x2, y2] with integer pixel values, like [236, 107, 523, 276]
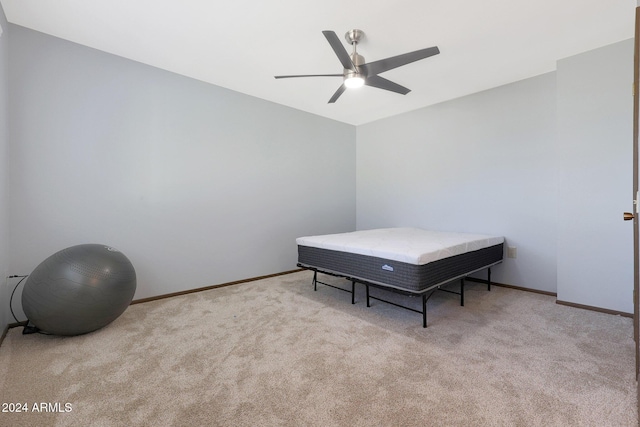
[296, 228, 504, 266]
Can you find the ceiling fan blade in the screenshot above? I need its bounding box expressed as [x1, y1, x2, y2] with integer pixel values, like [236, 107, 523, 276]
[275, 74, 343, 79]
[361, 46, 440, 77]
[328, 84, 347, 104]
[364, 75, 411, 95]
[322, 30, 356, 71]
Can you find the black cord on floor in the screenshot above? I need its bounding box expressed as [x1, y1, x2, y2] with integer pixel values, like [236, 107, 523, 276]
[8, 275, 28, 324]
[9, 275, 54, 335]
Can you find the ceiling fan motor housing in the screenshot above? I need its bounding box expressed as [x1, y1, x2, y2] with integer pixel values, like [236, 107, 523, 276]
[349, 53, 365, 67]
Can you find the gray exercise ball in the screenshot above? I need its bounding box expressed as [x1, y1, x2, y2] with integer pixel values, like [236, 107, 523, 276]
[22, 244, 137, 336]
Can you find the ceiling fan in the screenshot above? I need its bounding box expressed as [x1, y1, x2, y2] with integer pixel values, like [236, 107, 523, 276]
[275, 29, 440, 103]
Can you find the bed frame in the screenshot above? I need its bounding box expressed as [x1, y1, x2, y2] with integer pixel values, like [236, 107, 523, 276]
[297, 241, 504, 328]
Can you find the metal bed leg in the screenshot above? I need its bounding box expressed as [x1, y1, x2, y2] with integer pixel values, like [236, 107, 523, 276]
[488, 267, 492, 291]
[422, 293, 427, 328]
[351, 280, 355, 304]
[313, 271, 318, 291]
[366, 284, 370, 307]
[421, 290, 439, 328]
[460, 278, 465, 306]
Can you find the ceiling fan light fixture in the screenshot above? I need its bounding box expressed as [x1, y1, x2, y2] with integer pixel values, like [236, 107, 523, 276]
[344, 75, 364, 89]
[344, 76, 364, 89]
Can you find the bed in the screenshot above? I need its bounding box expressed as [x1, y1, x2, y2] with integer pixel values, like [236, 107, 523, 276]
[296, 228, 504, 327]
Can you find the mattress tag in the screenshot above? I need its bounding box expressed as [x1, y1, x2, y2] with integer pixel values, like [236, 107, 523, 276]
[381, 264, 394, 272]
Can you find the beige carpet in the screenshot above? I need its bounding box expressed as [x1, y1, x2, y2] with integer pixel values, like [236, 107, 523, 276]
[0, 271, 636, 426]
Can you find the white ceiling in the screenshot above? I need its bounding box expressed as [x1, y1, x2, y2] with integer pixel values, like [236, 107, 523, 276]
[1, 0, 636, 125]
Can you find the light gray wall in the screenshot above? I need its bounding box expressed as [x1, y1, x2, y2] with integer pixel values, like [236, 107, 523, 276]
[8, 25, 355, 317]
[0, 8, 9, 332]
[357, 73, 558, 293]
[556, 40, 634, 313]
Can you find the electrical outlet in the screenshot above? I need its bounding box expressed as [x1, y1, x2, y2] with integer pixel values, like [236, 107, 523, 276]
[507, 246, 517, 258]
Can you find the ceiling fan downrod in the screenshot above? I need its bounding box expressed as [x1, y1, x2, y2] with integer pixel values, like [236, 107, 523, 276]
[345, 29, 365, 66]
